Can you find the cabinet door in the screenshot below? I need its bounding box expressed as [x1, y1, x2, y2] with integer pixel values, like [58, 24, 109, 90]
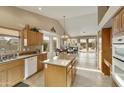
[37, 54, 44, 71]
[35, 32, 43, 45]
[112, 14, 120, 35]
[0, 70, 7, 87]
[67, 69, 72, 87]
[120, 9, 124, 32]
[7, 60, 24, 86]
[43, 53, 47, 60]
[112, 17, 117, 35]
[72, 62, 77, 83]
[27, 31, 36, 46]
[27, 30, 32, 46]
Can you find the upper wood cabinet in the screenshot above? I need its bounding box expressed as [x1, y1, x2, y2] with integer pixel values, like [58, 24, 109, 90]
[112, 8, 124, 36]
[21, 25, 43, 47]
[120, 9, 124, 32]
[112, 14, 120, 35]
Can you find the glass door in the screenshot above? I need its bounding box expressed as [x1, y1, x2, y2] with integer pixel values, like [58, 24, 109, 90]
[88, 38, 96, 52]
[80, 39, 87, 52]
[79, 38, 96, 52]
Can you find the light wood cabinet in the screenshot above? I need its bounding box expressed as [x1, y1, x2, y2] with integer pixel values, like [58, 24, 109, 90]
[0, 59, 24, 87]
[37, 54, 45, 72]
[44, 58, 77, 87]
[101, 28, 112, 76]
[112, 8, 124, 36]
[37, 53, 47, 72]
[45, 65, 67, 87]
[22, 25, 43, 47]
[112, 14, 120, 35]
[0, 70, 7, 87]
[43, 53, 47, 60]
[7, 60, 24, 86]
[120, 9, 124, 31]
[67, 69, 72, 87]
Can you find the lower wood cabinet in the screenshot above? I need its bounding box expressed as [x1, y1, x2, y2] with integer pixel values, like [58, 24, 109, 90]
[112, 78, 118, 87]
[44, 58, 77, 87]
[7, 63, 24, 86]
[37, 53, 47, 72]
[0, 59, 24, 87]
[0, 70, 7, 87]
[67, 69, 72, 87]
[37, 54, 44, 72]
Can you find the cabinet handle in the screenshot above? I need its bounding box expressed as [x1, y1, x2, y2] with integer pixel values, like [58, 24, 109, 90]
[118, 39, 122, 41]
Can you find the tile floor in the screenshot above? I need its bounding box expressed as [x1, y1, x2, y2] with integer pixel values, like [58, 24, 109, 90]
[22, 52, 112, 87]
[73, 52, 112, 87]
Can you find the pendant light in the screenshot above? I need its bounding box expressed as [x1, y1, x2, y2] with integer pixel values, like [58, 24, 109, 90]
[61, 16, 68, 40]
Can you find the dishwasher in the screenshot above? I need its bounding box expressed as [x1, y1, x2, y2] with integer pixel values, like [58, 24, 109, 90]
[24, 56, 37, 79]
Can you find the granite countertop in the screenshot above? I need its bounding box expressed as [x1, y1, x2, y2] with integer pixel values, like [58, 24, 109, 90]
[0, 52, 47, 64]
[43, 54, 76, 67]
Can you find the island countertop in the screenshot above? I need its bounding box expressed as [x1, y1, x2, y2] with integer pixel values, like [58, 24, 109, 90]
[43, 54, 76, 67]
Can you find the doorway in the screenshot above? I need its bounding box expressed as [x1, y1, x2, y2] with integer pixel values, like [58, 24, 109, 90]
[79, 37, 96, 52]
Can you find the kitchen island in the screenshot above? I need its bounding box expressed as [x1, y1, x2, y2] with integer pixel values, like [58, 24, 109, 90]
[43, 54, 77, 87]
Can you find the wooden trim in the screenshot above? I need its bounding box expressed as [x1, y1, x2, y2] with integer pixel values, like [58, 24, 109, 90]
[113, 7, 124, 18]
[104, 59, 111, 68]
[0, 26, 21, 32]
[0, 34, 20, 38]
[0, 27, 20, 37]
[112, 78, 119, 87]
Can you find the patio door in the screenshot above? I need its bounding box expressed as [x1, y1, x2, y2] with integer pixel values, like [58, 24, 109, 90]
[88, 38, 96, 52]
[80, 39, 87, 52]
[80, 38, 96, 52]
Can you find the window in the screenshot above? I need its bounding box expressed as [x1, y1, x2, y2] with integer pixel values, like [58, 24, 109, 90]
[80, 39, 87, 52]
[53, 37, 57, 51]
[43, 35, 50, 52]
[0, 36, 20, 54]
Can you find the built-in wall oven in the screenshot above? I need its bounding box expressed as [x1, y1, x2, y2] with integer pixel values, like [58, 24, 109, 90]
[113, 36, 124, 61]
[112, 36, 124, 87]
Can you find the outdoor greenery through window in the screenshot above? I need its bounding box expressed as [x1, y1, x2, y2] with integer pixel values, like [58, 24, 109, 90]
[43, 35, 49, 52]
[0, 35, 20, 54]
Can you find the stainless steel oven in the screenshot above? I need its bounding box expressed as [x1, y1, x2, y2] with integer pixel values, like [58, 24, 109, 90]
[113, 36, 124, 61]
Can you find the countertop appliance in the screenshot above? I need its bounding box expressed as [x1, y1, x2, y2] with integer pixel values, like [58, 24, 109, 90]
[24, 56, 37, 79]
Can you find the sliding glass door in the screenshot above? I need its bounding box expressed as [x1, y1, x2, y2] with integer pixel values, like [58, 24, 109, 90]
[80, 39, 87, 52]
[88, 38, 96, 52]
[79, 37, 96, 52]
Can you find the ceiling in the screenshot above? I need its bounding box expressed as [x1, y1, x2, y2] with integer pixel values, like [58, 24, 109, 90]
[17, 6, 98, 37]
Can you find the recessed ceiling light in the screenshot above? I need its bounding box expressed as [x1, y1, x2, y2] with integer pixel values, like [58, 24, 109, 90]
[38, 7, 42, 10]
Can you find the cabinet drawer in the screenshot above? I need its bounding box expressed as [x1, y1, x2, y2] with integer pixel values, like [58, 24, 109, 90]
[7, 59, 24, 69]
[0, 64, 7, 72]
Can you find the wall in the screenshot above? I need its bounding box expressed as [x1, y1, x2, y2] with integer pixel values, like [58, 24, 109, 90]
[98, 6, 121, 31]
[0, 6, 65, 35]
[98, 6, 109, 24]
